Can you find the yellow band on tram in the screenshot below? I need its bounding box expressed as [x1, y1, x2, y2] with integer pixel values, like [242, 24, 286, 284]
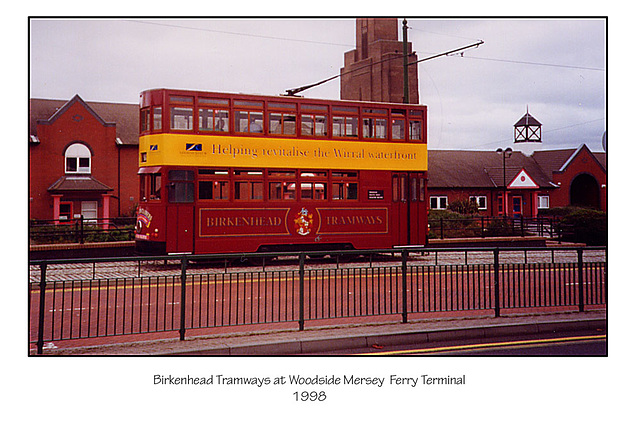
[139, 134, 427, 171]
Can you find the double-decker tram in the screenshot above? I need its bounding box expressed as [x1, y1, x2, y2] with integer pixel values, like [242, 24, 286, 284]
[135, 88, 428, 255]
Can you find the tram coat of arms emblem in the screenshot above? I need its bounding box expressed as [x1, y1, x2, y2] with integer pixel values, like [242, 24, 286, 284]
[293, 208, 313, 236]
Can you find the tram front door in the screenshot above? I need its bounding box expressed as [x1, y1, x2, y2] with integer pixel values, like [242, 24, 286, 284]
[166, 169, 195, 253]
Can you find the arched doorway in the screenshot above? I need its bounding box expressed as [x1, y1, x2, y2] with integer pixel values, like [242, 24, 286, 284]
[570, 173, 600, 209]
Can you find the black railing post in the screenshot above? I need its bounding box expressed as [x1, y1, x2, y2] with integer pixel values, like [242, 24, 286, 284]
[577, 248, 585, 312]
[440, 218, 444, 239]
[401, 249, 408, 323]
[481, 216, 485, 238]
[179, 256, 188, 341]
[299, 253, 305, 331]
[79, 215, 85, 244]
[36, 263, 47, 355]
[493, 248, 501, 317]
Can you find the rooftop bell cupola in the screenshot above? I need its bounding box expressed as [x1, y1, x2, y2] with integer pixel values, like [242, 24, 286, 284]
[513, 107, 542, 155]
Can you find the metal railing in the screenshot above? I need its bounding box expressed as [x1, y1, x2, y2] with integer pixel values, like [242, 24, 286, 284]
[29, 246, 607, 354]
[429, 215, 561, 240]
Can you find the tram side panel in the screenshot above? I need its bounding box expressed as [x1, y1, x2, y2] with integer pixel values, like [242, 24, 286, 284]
[136, 169, 428, 254]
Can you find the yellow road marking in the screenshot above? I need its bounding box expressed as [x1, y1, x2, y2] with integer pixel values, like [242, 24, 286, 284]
[359, 334, 607, 355]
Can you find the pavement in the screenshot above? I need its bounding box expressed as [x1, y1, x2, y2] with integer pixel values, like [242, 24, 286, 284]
[41, 309, 606, 356]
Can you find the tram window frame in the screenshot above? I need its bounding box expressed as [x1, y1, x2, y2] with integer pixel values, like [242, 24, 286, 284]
[153, 107, 163, 131]
[198, 180, 229, 201]
[198, 98, 230, 133]
[268, 170, 296, 201]
[408, 110, 424, 141]
[362, 108, 388, 140]
[150, 173, 162, 200]
[233, 169, 264, 201]
[234, 100, 264, 134]
[301, 104, 328, 137]
[140, 172, 162, 202]
[167, 169, 195, 203]
[331, 171, 358, 201]
[198, 169, 229, 201]
[332, 106, 359, 138]
[300, 171, 327, 200]
[332, 115, 359, 138]
[140, 108, 150, 132]
[170, 106, 194, 131]
[391, 109, 406, 140]
[268, 103, 297, 136]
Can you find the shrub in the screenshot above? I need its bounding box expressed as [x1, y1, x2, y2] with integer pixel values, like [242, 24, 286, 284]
[448, 199, 479, 215]
[556, 208, 607, 245]
[428, 210, 477, 238]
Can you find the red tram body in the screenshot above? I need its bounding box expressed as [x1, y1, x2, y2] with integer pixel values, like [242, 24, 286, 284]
[135, 89, 428, 255]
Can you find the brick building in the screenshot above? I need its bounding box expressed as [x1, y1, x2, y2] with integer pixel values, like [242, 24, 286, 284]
[340, 18, 419, 104]
[29, 95, 139, 224]
[427, 145, 606, 217]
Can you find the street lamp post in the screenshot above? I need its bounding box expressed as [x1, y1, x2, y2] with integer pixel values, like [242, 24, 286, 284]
[496, 147, 512, 217]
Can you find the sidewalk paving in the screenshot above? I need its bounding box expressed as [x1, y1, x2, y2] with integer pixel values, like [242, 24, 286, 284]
[42, 309, 606, 356]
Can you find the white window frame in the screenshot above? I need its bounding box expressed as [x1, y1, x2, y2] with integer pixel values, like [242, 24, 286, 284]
[430, 196, 448, 210]
[537, 195, 550, 209]
[81, 201, 98, 222]
[469, 195, 488, 210]
[65, 143, 91, 174]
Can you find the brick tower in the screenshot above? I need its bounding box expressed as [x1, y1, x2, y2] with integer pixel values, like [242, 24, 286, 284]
[340, 18, 419, 104]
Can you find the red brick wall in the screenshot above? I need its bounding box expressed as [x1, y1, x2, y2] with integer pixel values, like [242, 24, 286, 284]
[550, 147, 607, 211]
[29, 99, 139, 220]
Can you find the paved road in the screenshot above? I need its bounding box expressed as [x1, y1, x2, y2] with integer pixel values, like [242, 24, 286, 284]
[316, 329, 607, 356]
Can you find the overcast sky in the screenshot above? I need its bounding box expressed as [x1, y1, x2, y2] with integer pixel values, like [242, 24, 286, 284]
[29, 17, 606, 153]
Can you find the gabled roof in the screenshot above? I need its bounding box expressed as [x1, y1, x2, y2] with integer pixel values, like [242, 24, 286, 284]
[531, 144, 606, 175]
[30, 96, 139, 146]
[428, 149, 555, 189]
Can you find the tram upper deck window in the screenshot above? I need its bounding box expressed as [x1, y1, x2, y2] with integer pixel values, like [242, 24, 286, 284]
[141, 108, 150, 132]
[170, 96, 194, 131]
[153, 107, 162, 131]
[301, 104, 328, 137]
[362, 108, 388, 140]
[199, 98, 229, 132]
[171, 107, 193, 131]
[391, 109, 406, 140]
[234, 100, 264, 134]
[268, 102, 297, 136]
[332, 106, 359, 138]
[409, 110, 423, 141]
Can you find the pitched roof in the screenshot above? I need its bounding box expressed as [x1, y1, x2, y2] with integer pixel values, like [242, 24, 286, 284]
[428, 149, 555, 189]
[514, 112, 542, 127]
[532, 144, 606, 176]
[47, 175, 113, 193]
[30, 96, 139, 146]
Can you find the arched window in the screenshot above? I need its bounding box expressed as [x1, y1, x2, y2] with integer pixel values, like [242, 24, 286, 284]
[65, 143, 91, 174]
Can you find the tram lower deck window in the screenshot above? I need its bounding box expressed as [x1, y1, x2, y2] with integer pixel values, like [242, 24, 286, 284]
[199, 181, 229, 200]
